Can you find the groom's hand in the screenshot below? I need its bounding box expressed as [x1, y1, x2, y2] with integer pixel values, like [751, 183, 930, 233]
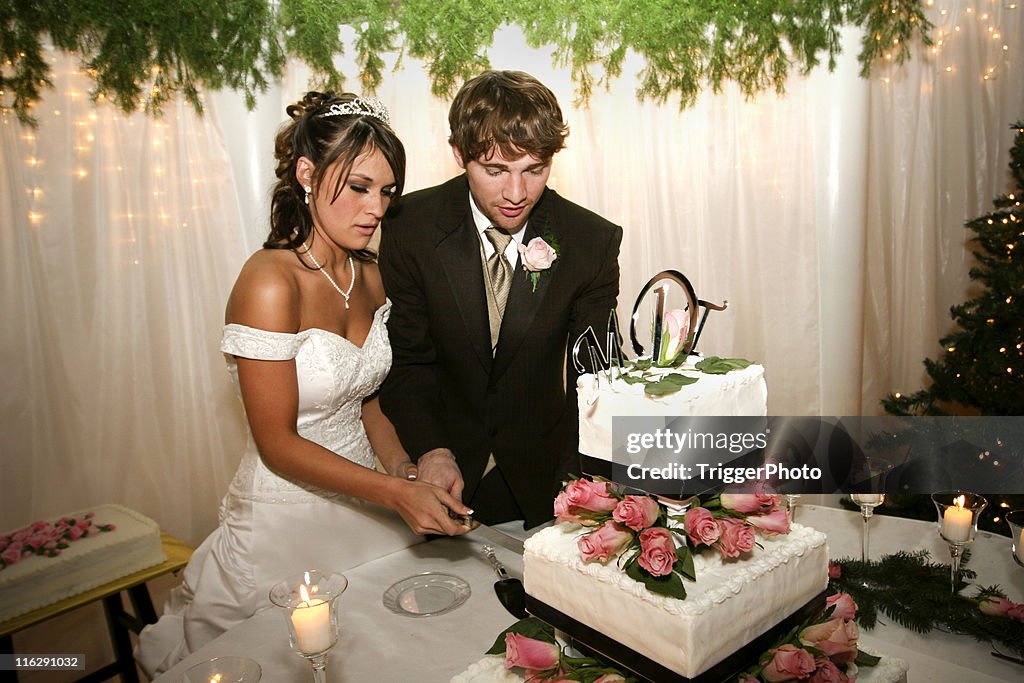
[417, 448, 465, 502]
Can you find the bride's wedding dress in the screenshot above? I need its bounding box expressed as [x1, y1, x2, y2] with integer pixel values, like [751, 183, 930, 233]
[135, 301, 420, 676]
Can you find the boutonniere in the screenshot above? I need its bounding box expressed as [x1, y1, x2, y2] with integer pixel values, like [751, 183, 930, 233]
[518, 234, 559, 292]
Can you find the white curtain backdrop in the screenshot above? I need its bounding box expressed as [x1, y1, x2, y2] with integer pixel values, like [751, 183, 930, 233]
[2, 2, 1022, 544]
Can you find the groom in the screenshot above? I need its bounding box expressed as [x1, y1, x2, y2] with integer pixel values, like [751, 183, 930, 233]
[379, 70, 622, 529]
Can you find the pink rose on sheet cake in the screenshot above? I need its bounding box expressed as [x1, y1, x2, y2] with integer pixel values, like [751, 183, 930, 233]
[715, 518, 756, 558]
[612, 495, 660, 531]
[684, 507, 721, 546]
[761, 644, 816, 682]
[518, 237, 558, 292]
[828, 562, 842, 579]
[637, 527, 677, 577]
[799, 618, 859, 665]
[504, 633, 560, 671]
[1, 544, 23, 566]
[825, 593, 858, 622]
[578, 521, 633, 563]
[746, 508, 791, 535]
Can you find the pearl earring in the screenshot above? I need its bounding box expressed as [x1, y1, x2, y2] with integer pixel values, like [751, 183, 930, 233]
[303, 185, 312, 205]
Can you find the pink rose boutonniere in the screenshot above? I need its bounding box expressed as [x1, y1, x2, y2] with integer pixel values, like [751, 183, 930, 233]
[518, 236, 558, 292]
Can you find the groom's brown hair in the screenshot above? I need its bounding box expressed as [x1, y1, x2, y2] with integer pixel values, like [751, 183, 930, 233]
[448, 70, 568, 163]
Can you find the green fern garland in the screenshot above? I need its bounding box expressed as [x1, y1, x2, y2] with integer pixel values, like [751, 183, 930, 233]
[830, 551, 1024, 660]
[1, 1, 932, 126]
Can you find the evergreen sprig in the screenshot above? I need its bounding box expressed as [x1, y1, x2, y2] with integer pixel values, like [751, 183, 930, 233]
[1, 1, 933, 126]
[830, 551, 1024, 658]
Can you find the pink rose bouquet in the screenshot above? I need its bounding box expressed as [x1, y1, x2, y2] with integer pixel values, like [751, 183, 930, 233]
[553, 476, 794, 601]
[738, 592, 876, 682]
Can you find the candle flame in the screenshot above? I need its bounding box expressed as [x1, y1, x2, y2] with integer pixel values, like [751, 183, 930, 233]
[209, 675, 222, 683]
[954, 494, 966, 508]
[299, 583, 311, 603]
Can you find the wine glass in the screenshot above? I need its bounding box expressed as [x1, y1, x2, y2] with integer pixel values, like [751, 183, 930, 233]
[180, 656, 261, 682]
[931, 491, 987, 593]
[1006, 509, 1024, 569]
[269, 570, 348, 683]
[850, 458, 891, 563]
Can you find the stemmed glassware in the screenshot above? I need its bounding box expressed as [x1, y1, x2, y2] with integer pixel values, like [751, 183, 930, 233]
[270, 570, 348, 683]
[850, 458, 891, 562]
[1006, 509, 1024, 569]
[784, 494, 801, 524]
[931, 491, 987, 593]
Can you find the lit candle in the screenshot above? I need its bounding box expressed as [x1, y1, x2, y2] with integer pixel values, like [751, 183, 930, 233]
[942, 495, 973, 543]
[291, 583, 333, 654]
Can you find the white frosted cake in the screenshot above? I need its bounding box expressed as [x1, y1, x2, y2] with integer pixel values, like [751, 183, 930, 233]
[577, 359, 768, 462]
[451, 650, 908, 683]
[0, 504, 165, 623]
[522, 521, 828, 679]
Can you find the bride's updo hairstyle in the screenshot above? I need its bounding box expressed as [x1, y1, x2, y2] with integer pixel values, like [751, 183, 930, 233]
[267, 91, 406, 262]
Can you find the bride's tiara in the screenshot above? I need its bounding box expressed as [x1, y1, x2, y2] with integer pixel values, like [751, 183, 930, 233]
[319, 97, 391, 125]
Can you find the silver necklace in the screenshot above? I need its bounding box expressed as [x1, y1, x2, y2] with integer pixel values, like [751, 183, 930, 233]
[303, 246, 355, 309]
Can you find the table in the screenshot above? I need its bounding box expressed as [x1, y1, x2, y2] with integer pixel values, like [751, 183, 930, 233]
[155, 508, 1024, 682]
[1, 533, 193, 683]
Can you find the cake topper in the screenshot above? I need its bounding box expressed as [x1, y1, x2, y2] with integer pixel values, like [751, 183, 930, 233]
[572, 270, 727, 376]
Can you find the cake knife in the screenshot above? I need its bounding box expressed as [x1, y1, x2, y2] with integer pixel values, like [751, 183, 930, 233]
[482, 544, 528, 619]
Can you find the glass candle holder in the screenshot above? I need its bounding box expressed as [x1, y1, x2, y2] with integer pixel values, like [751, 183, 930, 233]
[931, 491, 987, 593]
[269, 570, 348, 683]
[1006, 509, 1024, 569]
[180, 656, 262, 682]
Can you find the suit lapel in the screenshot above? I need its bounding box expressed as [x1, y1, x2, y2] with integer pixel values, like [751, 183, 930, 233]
[434, 178, 493, 371]
[491, 189, 561, 382]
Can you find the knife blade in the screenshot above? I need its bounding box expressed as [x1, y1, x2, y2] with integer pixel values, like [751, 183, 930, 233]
[464, 519, 525, 555]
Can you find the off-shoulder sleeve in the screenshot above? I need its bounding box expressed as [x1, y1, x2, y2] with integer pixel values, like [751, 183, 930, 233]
[221, 324, 300, 360]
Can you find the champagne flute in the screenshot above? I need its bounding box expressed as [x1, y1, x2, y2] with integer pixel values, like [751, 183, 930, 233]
[270, 570, 348, 683]
[850, 458, 891, 563]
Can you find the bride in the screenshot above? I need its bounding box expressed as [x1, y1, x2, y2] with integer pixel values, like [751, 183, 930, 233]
[136, 92, 472, 676]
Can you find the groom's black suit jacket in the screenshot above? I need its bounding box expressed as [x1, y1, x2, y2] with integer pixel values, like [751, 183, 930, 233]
[379, 175, 621, 528]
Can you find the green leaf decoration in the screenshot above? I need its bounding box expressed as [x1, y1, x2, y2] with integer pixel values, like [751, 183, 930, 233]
[855, 650, 882, 667]
[695, 356, 754, 374]
[643, 373, 699, 396]
[675, 544, 697, 582]
[0, 2, 932, 127]
[485, 616, 556, 655]
[625, 560, 687, 599]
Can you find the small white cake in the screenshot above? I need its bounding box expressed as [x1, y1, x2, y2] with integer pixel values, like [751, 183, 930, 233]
[0, 504, 165, 623]
[522, 521, 828, 679]
[577, 359, 768, 462]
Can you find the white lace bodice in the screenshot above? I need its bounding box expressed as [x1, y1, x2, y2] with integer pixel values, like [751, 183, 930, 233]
[219, 301, 392, 503]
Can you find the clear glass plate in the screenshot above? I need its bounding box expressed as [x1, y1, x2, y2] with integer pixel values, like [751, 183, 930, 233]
[382, 572, 471, 617]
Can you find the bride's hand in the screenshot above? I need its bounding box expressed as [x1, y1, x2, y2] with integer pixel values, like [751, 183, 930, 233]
[393, 460, 418, 480]
[391, 481, 473, 536]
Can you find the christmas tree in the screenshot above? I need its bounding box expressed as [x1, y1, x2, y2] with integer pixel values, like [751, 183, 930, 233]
[884, 121, 1024, 417]
[875, 122, 1024, 535]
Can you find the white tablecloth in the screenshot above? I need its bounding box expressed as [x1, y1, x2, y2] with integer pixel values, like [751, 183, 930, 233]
[153, 506, 1024, 682]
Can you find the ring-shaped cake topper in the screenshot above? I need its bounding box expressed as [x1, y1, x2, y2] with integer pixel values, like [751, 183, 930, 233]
[629, 270, 699, 360]
[629, 270, 727, 361]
